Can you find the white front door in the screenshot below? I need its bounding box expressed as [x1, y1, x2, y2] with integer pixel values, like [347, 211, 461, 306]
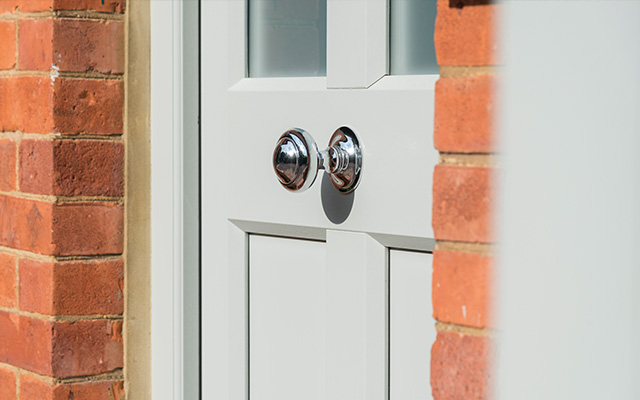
[201, 1, 438, 399]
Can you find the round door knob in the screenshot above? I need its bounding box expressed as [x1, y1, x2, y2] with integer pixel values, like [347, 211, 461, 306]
[272, 129, 320, 192]
[324, 126, 362, 193]
[273, 127, 362, 194]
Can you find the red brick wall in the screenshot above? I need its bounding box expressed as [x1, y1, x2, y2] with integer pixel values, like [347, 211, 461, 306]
[0, 1, 125, 398]
[432, 0, 499, 398]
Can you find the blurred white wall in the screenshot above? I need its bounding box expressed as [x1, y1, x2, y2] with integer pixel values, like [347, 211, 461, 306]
[497, 2, 640, 398]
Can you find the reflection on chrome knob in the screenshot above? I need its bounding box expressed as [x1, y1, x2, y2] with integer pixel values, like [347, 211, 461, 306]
[273, 127, 363, 194]
[272, 129, 320, 192]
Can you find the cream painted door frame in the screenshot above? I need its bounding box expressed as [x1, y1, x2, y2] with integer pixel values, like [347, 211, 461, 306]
[150, 1, 200, 399]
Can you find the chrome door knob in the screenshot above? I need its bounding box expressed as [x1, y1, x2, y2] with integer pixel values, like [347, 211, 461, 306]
[272, 127, 362, 194]
[272, 128, 320, 192]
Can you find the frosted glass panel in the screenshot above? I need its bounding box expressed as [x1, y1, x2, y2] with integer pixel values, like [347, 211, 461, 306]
[249, 0, 327, 77]
[390, 0, 439, 75]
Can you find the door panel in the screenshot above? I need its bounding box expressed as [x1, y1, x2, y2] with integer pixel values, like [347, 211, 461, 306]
[390, 250, 434, 400]
[228, 75, 437, 241]
[249, 235, 326, 400]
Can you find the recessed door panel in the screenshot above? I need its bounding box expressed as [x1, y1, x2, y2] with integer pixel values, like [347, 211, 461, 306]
[390, 250, 435, 400]
[249, 235, 326, 400]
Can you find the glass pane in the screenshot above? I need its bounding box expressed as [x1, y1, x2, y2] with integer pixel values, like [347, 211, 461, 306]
[390, 0, 439, 75]
[249, 0, 327, 77]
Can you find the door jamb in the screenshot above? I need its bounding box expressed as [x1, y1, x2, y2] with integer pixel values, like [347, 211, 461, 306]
[150, 1, 201, 399]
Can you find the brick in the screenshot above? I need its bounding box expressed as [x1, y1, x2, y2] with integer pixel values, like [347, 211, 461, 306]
[0, 0, 125, 13]
[0, 195, 123, 256]
[19, 19, 124, 74]
[20, 258, 124, 315]
[53, 78, 124, 135]
[53, 19, 124, 74]
[18, 139, 53, 194]
[0, 253, 16, 308]
[0, 1, 51, 14]
[20, 139, 124, 197]
[0, 195, 54, 254]
[18, 19, 53, 71]
[0, 366, 16, 400]
[0, 311, 123, 377]
[51, 319, 123, 377]
[433, 250, 492, 328]
[0, 1, 17, 14]
[52, 202, 124, 255]
[0, 139, 16, 191]
[21, 375, 124, 400]
[19, 258, 53, 314]
[433, 165, 493, 243]
[0, 21, 16, 70]
[20, 376, 55, 400]
[20, 0, 52, 11]
[0, 311, 53, 374]
[431, 331, 491, 400]
[50, 140, 124, 196]
[53, 0, 125, 13]
[434, 75, 495, 153]
[0, 77, 122, 135]
[434, 0, 499, 66]
[0, 76, 54, 134]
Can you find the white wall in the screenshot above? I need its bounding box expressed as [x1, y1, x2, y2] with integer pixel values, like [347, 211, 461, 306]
[497, 2, 640, 398]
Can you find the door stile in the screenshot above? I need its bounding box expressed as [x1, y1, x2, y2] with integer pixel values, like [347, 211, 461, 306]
[228, 223, 250, 400]
[228, 0, 248, 85]
[327, 0, 388, 89]
[326, 231, 388, 400]
[224, 3, 249, 396]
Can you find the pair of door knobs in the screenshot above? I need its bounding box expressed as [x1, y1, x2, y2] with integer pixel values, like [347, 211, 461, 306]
[272, 127, 363, 194]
